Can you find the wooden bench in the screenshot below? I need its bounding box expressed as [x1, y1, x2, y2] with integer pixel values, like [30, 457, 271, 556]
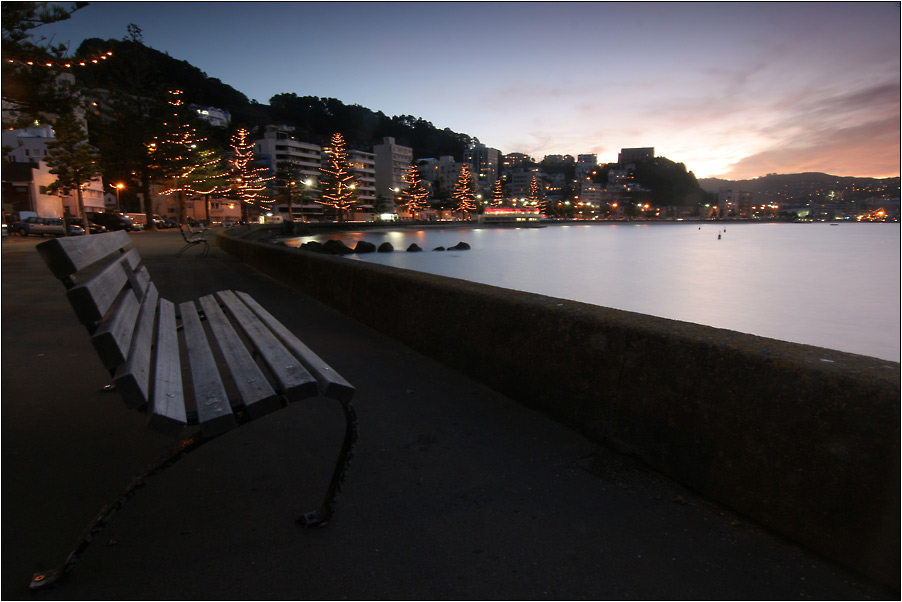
[30, 230, 358, 590]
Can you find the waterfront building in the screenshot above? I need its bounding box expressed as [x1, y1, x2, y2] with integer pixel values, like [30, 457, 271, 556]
[1, 123, 105, 219]
[507, 167, 543, 201]
[254, 125, 323, 187]
[374, 136, 413, 200]
[347, 148, 377, 211]
[416, 156, 473, 200]
[464, 143, 500, 195]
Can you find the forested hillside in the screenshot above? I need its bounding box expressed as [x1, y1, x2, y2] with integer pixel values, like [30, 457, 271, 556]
[73, 38, 475, 157]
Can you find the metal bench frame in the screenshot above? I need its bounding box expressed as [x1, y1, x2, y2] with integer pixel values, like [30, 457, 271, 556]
[31, 230, 357, 590]
[177, 224, 209, 256]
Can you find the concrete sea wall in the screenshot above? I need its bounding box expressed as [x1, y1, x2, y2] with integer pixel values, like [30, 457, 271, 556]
[217, 227, 900, 589]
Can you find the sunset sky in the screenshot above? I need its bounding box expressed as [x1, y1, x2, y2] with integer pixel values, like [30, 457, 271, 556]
[35, 1, 901, 180]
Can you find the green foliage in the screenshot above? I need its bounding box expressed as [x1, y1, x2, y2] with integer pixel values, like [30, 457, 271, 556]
[44, 113, 103, 228]
[1, 2, 88, 122]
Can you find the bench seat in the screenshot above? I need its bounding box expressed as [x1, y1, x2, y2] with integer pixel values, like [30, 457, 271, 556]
[31, 230, 357, 590]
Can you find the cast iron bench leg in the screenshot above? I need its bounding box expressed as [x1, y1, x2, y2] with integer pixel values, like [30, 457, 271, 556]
[29, 433, 211, 591]
[298, 399, 358, 527]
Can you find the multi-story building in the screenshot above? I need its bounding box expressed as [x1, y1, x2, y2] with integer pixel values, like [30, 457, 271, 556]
[347, 148, 377, 210]
[416, 156, 475, 200]
[1, 123, 106, 219]
[464, 143, 500, 194]
[254, 125, 323, 186]
[502, 152, 534, 170]
[374, 136, 413, 200]
[507, 167, 543, 201]
[618, 147, 655, 167]
[576, 154, 598, 179]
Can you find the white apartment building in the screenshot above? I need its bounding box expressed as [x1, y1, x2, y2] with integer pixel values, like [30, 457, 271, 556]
[254, 124, 323, 186]
[348, 148, 376, 208]
[374, 136, 413, 199]
[1, 123, 106, 219]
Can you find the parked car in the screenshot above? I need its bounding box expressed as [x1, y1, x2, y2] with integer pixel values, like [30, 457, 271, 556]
[86, 212, 139, 232]
[66, 217, 107, 234]
[12, 216, 84, 236]
[153, 215, 178, 229]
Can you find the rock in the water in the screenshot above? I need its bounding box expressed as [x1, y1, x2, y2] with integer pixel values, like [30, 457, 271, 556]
[448, 241, 470, 250]
[407, 243, 423, 252]
[377, 242, 394, 253]
[433, 246, 446, 251]
[300, 241, 325, 253]
[323, 239, 354, 255]
[355, 240, 376, 253]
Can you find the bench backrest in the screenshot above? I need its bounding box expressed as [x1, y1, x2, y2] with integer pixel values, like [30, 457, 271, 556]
[37, 231, 158, 408]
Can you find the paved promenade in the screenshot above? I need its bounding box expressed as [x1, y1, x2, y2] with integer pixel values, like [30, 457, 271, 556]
[1, 230, 892, 599]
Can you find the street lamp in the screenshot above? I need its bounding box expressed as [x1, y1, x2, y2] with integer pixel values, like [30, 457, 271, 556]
[115, 183, 124, 212]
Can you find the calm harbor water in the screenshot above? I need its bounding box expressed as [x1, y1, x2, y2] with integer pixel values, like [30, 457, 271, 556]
[284, 222, 900, 362]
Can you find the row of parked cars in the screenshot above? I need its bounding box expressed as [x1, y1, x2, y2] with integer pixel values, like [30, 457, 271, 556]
[10, 212, 187, 237]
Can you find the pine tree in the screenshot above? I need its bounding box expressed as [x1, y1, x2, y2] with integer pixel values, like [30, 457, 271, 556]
[227, 127, 274, 223]
[527, 175, 546, 212]
[452, 164, 476, 218]
[491, 178, 505, 207]
[399, 164, 429, 219]
[152, 90, 227, 225]
[44, 113, 103, 234]
[274, 161, 310, 223]
[1, 2, 104, 123]
[318, 132, 358, 222]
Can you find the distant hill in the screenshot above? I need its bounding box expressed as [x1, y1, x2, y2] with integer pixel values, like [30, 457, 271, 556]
[699, 173, 898, 194]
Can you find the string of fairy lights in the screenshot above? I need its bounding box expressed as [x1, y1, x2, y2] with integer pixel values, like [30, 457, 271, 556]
[4, 50, 114, 69]
[319, 132, 358, 215]
[229, 127, 274, 208]
[153, 90, 226, 197]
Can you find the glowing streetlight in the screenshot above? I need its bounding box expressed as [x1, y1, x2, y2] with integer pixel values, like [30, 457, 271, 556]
[115, 183, 124, 212]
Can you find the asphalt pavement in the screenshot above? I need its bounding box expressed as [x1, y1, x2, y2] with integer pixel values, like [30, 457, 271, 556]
[1, 229, 893, 600]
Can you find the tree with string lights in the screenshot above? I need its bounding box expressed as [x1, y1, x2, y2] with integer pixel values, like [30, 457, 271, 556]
[2, 2, 113, 124]
[490, 178, 505, 207]
[227, 127, 274, 223]
[149, 90, 226, 227]
[44, 113, 103, 233]
[527, 174, 546, 212]
[399, 164, 429, 220]
[452, 163, 477, 219]
[318, 132, 358, 222]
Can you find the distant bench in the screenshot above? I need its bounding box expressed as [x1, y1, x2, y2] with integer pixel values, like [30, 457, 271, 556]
[31, 230, 357, 590]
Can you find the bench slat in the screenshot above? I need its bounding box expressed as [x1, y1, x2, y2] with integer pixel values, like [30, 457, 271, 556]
[114, 283, 159, 409]
[198, 294, 282, 419]
[36, 230, 132, 279]
[91, 287, 140, 370]
[147, 299, 188, 435]
[215, 291, 319, 402]
[67, 249, 141, 327]
[179, 300, 236, 437]
[236, 291, 356, 403]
